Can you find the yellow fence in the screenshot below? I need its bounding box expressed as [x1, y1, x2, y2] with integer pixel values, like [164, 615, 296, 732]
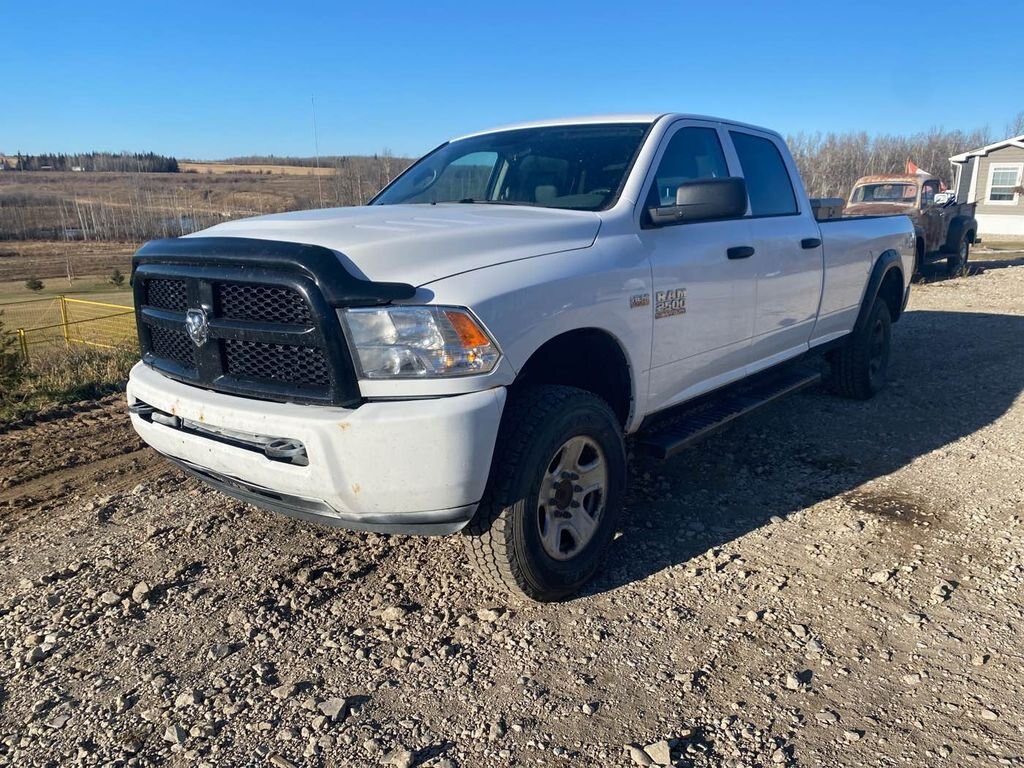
[1, 296, 136, 362]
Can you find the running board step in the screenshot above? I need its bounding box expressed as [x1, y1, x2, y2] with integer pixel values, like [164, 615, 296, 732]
[635, 367, 822, 460]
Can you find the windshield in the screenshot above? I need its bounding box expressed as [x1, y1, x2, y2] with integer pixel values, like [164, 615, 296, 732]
[851, 183, 917, 204]
[372, 123, 651, 211]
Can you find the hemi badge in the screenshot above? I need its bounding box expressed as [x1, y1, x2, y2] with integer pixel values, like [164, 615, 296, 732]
[629, 293, 650, 309]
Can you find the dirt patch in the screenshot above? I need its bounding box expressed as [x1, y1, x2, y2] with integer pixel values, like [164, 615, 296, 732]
[845, 490, 938, 527]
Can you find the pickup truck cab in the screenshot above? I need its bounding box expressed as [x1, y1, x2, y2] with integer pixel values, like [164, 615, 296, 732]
[847, 173, 978, 275]
[127, 114, 915, 600]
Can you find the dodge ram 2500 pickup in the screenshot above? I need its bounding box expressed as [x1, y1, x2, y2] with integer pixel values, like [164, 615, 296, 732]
[127, 114, 915, 601]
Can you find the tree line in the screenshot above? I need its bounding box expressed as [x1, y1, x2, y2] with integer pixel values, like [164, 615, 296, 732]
[219, 152, 402, 169]
[2, 152, 179, 173]
[789, 112, 1024, 199]
[788, 128, 991, 199]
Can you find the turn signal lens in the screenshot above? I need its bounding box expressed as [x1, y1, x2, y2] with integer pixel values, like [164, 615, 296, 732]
[444, 310, 491, 348]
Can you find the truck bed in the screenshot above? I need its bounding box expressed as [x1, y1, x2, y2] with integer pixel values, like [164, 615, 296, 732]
[814, 213, 914, 343]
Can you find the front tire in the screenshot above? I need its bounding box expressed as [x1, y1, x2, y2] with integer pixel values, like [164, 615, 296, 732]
[463, 385, 626, 602]
[829, 299, 892, 400]
[947, 236, 970, 276]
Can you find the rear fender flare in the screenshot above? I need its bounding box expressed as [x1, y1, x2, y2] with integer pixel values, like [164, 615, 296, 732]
[945, 216, 977, 251]
[854, 250, 904, 332]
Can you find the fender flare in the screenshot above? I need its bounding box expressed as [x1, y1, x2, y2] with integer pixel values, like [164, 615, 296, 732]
[945, 215, 977, 251]
[854, 250, 905, 333]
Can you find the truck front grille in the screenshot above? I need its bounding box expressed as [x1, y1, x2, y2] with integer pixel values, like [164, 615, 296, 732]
[133, 268, 355, 405]
[216, 283, 312, 324]
[146, 279, 188, 312]
[223, 339, 330, 387]
[149, 325, 196, 369]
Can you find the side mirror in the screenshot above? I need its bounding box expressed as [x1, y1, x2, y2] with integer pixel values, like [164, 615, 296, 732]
[647, 177, 748, 227]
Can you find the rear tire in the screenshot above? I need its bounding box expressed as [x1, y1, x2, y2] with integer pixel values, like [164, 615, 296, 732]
[947, 236, 970, 276]
[829, 299, 891, 400]
[463, 385, 626, 602]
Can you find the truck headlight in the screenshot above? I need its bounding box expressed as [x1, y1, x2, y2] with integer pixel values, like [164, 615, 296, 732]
[341, 306, 500, 378]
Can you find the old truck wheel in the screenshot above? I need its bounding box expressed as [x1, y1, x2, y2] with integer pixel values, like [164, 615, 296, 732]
[947, 237, 970, 276]
[829, 299, 891, 400]
[463, 385, 625, 602]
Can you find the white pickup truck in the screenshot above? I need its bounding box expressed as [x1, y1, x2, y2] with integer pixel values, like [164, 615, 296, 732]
[127, 114, 915, 601]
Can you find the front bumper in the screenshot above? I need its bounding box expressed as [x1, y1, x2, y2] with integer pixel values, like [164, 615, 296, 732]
[127, 363, 506, 534]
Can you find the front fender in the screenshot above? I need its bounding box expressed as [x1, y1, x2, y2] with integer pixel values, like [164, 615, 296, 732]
[422, 241, 654, 430]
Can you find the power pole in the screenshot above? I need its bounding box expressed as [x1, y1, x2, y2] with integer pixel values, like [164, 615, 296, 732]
[312, 96, 324, 208]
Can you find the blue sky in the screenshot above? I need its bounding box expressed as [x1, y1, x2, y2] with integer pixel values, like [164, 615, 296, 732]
[2, 1, 1018, 159]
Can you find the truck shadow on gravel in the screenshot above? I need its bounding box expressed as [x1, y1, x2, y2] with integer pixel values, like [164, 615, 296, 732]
[586, 309, 1024, 597]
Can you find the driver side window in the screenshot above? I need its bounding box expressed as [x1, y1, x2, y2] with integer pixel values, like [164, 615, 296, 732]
[647, 127, 729, 208]
[921, 180, 940, 206]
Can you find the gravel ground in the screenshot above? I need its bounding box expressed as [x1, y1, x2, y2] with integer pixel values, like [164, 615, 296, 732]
[1, 259, 1023, 767]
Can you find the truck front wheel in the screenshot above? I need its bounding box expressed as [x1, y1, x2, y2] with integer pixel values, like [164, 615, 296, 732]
[947, 236, 970, 276]
[828, 299, 891, 400]
[463, 385, 626, 602]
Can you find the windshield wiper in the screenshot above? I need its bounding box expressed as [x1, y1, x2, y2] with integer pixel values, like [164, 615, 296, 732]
[454, 198, 538, 207]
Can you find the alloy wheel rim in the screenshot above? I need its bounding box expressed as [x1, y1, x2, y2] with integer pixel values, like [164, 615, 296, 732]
[536, 436, 607, 561]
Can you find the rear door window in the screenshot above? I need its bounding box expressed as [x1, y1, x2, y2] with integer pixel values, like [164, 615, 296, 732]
[729, 132, 798, 216]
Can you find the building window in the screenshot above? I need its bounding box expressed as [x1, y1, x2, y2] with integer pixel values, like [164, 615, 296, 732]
[987, 163, 1023, 204]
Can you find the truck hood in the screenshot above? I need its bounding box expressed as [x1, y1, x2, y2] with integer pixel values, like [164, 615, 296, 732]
[188, 204, 601, 287]
[844, 202, 917, 218]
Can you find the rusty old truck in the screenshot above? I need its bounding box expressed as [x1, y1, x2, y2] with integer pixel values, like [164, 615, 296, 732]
[846, 174, 978, 275]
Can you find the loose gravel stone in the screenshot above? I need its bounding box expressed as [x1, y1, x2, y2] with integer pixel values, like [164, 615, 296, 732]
[131, 581, 151, 603]
[625, 744, 654, 766]
[815, 710, 840, 725]
[643, 739, 673, 765]
[162, 724, 187, 746]
[208, 643, 233, 660]
[318, 697, 348, 722]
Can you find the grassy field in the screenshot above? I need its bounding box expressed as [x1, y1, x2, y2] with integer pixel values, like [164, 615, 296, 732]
[0, 241, 134, 282]
[179, 161, 335, 176]
[0, 277, 133, 307]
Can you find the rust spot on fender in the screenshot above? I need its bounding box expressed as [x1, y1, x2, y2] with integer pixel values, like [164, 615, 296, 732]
[339, 422, 351, 431]
[351, 483, 361, 494]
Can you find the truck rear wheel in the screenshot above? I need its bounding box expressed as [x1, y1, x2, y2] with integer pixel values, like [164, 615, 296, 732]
[463, 385, 625, 602]
[829, 299, 891, 400]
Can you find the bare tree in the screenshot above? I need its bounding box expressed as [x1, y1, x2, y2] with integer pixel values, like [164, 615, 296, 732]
[1005, 111, 1024, 138]
[787, 127, 992, 199]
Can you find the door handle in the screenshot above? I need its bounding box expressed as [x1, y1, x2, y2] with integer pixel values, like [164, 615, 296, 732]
[727, 246, 755, 260]
[801, 238, 822, 249]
